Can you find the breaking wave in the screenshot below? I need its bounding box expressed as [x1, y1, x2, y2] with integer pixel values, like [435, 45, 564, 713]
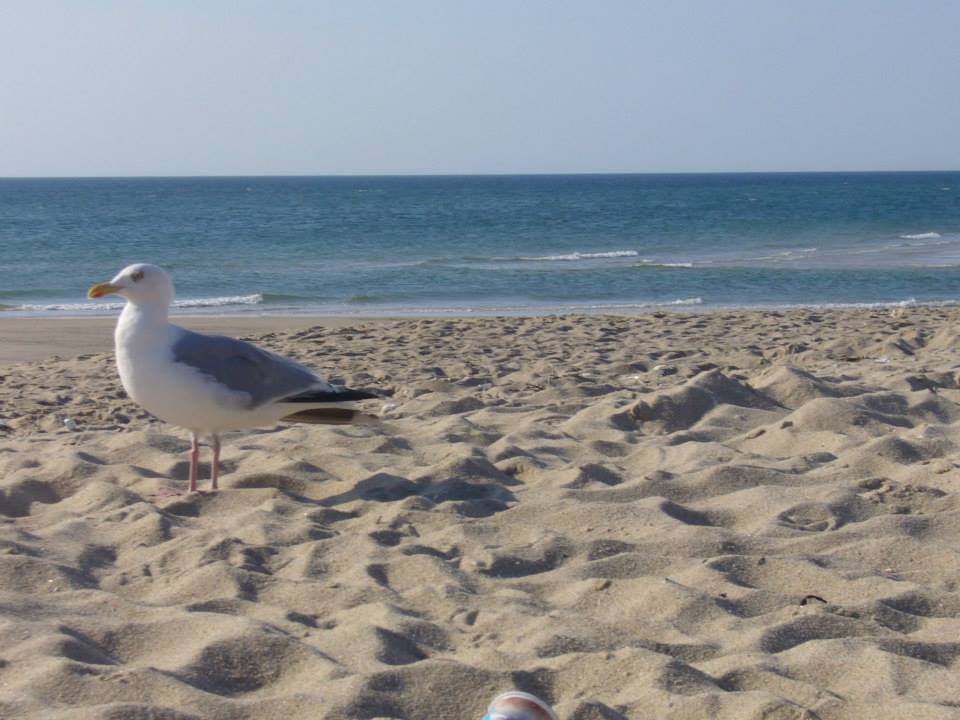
[898, 232, 942, 240]
[519, 249, 641, 262]
[10, 293, 265, 313]
[637, 260, 694, 268]
[668, 297, 704, 305]
[173, 294, 264, 308]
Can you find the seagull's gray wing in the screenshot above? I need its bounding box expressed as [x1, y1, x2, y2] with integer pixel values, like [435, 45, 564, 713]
[170, 329, 332, 409]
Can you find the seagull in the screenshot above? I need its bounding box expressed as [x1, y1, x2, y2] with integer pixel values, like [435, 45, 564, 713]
[88, 263, 379, 493]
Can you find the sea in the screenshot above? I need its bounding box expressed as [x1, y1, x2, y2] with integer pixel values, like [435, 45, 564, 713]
[2, 172, 959, 317]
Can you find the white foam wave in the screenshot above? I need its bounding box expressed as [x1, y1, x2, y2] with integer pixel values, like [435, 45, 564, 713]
[173, 293, 264, 308]
[747, 248, 819, 262]
[14, 293, 264, 313]
[898, 232, 942, 240]
[14, 301, 126, 312]
[522, 250, 640, 262]
[754, 297, 926, 311]
[637, 260, 694, 268]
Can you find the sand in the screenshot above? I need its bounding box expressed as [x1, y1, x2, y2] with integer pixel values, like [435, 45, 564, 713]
[0, 317, 366, 365]
[2, 308, 960, 719]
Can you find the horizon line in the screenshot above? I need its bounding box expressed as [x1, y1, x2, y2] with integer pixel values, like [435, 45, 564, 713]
[1, 169, 959, 180]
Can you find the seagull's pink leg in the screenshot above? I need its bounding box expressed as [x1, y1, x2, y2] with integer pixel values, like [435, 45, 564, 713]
[211, 433, 221, 491]
[189, 432, 199, 493]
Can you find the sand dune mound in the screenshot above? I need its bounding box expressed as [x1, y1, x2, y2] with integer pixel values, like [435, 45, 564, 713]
[625, 369, 779, 435]
[752, 365, 870, 409]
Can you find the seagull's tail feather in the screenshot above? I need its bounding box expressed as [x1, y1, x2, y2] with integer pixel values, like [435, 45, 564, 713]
[281, 408, 380, 426]
[284, 388, 379, 403]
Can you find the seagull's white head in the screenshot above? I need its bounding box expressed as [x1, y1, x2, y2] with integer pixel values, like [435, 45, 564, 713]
[88, 263, 174, 308]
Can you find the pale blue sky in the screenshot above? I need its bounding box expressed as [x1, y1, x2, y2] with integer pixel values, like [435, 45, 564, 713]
[1, 1, 958, 176]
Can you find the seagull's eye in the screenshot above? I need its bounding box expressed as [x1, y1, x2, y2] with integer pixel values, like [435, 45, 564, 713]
[131, 270, 145, 282]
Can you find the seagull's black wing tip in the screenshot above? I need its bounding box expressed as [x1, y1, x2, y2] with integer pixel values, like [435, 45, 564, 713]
[284, 388, 380, 403]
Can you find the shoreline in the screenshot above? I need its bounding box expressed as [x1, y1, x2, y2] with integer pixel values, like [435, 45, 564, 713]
[0, 315, 380, 365]
[2, 291, 956, 324]
[0, 302, 939, 366]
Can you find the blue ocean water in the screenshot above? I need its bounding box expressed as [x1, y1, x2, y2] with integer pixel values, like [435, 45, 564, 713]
[2, 172, 959, 316]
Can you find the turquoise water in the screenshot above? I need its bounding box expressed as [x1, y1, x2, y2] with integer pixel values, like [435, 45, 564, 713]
[2, 173, 959, 316]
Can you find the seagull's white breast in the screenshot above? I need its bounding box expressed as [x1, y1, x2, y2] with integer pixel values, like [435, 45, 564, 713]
[114, 308, 272, 432]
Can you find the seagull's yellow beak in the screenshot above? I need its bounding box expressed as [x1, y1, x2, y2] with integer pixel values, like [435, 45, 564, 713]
[88, 282, 123, 299]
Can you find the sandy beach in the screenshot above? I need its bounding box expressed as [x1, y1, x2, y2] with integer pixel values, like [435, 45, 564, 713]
[2, 308, 960, 719]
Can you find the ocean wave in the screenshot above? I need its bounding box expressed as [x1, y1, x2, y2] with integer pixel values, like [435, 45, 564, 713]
[173, 293, 264, 308]
[753, 297, 933, 310]
[743, 248, 819, 263]
[11, 293, 265, 313]
[347, 294, 404, 305]
[414, 250, 644, 268]
[258, 292, 314, 303]
[13, 301, 127, 312]
[898, 232, 942, 240]
[548, 296, 703, 309]
[521, 250, 641, 262]
[635, 260, 694, 269]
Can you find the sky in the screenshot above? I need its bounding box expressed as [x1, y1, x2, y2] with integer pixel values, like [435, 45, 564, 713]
[1, 1, 958, 176]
